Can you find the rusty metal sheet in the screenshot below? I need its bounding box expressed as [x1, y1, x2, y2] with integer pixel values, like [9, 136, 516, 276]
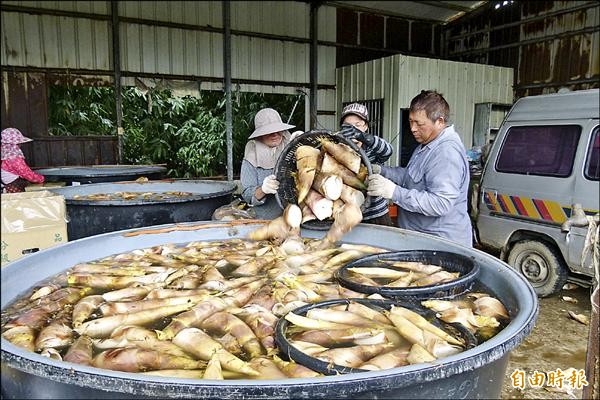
[49, 141, 67, 166]
[66, 140, 84, 165]
[27, 74, 48, 136]
[0, 72, 48, 137]
[46, 73, 113, 87]
[27, 140, 47, 167]
[5, 73, 29, 133]
[25, 137, 119, 168]
[99, 139, 118, 164]
[447, 2, 599, 98]
[83, 139, 100, 165]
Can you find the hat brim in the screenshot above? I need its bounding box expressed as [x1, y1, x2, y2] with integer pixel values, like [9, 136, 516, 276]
[340, 112, 369, 126]
[2, 136, 33, 144]
[249, 122, 295, 139]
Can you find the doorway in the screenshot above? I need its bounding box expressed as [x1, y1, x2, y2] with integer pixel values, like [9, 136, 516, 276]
[398, 109, 419, 167]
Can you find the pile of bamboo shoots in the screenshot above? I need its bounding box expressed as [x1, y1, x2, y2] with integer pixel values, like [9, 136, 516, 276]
[345, 260, 462, 288]
[285, 301, 470, 371]
[1, 239, 509, 379]
[250, 136, 368, 248]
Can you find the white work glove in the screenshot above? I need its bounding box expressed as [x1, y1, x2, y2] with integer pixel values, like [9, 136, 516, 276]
[290, 130, 304, 140]
[367, 174, 396, 200]
[371, 164, 382, 174]
[261, 174, 280, 195]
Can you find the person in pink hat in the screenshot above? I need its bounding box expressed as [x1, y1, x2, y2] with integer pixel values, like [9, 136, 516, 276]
[1, 128, 45, 193]
[240, 108, 300, 220]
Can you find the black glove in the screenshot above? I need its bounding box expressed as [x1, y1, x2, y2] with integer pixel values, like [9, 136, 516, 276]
[340, 123, 375, 147]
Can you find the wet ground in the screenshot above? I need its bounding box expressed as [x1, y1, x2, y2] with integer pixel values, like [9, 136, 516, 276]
[500, 284, 592, 399]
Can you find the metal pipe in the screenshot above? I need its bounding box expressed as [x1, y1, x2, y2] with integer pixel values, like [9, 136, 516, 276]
[449, 25, 600, 57]
[111, 0, 123, 164]
[223, 0, 233, 182]
[416, 0, 473, 13]
[287, 90, 304, 124]
[0, 66, 338, 90]
[309, 2, 320, 130]
[516, 77, 600, 90]
[323, 1, 442, 24]
[0, 3, 110, 20]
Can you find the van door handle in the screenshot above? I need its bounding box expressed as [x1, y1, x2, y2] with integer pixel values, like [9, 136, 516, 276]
[490, 190, 498, 202]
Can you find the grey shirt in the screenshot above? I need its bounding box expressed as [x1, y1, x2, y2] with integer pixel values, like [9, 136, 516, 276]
[240, 159, 282, 220]
[381, 125, 472, 247]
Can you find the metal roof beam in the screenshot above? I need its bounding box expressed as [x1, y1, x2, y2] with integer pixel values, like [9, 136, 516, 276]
[323, 1, 442, 24]
[414, 1, 475, 13]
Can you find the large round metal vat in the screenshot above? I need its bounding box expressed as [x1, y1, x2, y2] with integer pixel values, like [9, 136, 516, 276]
[1, 222, 538, 399]
[35, 165, 167, 185]
[49, 180, 236, 240]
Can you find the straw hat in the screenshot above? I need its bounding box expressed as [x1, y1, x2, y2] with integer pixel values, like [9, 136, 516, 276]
[249, 108, 295, 139]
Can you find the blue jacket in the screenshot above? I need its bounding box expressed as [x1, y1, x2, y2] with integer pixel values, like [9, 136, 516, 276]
[381, 125, 472, 247]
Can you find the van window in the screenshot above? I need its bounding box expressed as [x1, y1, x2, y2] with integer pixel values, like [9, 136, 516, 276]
[496, 125, 581, 177]
[585, 127, 600, 181]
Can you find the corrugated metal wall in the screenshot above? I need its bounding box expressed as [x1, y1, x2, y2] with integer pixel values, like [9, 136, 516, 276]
[518, 1, 599, 97]
[118, 1, 337, 129]
[1, 10, 111, 69]
[445, 1, 600, 98]
[1, 1, 338, 131]
[337, 54, 514, 165]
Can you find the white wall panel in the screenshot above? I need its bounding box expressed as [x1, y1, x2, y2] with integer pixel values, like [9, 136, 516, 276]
[230, 1, 309, 38]
[1, 1, 336, 124]
[230, 36, 312, 84]
[120, 23, 223, 78]
[338, 54, 514, 165]
[1, 12, 23, 66]
[319, 5, 337, 42]
[1, 11, 110, 69]
[3, 1, 109, 14]
[22, 13, 43, 66]
[119, 1, 222, 27]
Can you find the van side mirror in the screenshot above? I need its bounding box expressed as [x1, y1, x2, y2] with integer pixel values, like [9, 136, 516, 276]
[561, 203, 589, 232]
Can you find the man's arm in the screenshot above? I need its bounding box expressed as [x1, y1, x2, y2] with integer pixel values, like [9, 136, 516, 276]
[391, 147, 466, 217]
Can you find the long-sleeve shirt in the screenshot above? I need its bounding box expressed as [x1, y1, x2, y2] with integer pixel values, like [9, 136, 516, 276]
[362, 135, 393, 220]
[1, 157, 45, 184]
[381, 125, 472, 247]
[240, 159, 282, 220]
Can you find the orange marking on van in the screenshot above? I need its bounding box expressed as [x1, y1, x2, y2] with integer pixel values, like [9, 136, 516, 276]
[499, 194, 518, 215]
[520, 197, 541, 219]
[544, 201, 567, 223]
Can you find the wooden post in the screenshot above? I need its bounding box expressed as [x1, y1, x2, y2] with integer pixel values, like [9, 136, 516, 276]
[583, 286, 599, 399]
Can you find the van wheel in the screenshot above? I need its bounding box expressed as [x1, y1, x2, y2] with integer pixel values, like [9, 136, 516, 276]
[507, 240, 568, 298]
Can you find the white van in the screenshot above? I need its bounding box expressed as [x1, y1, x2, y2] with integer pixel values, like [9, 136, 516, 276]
[475, 89, 599, 297]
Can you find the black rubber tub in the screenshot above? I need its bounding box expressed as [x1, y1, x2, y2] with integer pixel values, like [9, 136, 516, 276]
[335, 250, 480, 300]
[49, 180, 236, 240]
[1, 222, 538, 399]
[35, 165, 167, 185]
[274, 298, 478, 375]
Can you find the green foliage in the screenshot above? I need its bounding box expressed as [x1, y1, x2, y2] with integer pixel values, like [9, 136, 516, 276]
[48, 85, 305, 178]
[48, 86, 115, 136]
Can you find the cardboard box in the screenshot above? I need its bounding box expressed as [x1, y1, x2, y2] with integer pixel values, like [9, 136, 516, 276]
[1, 191, 68, 266]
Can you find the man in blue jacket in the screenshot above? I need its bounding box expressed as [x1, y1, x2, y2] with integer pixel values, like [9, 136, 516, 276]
[367, 90, 473, 247]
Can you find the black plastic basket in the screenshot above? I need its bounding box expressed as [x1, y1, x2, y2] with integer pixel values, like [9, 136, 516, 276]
[274, 130, 372, 230]
[274, 298, 478, 376]
[334, 250, 480, 301]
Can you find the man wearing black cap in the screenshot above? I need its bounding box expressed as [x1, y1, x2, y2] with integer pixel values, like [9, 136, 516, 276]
[339, 103, 394, 226]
